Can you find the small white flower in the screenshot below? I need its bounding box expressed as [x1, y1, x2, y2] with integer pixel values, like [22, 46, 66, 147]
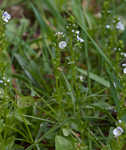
[113, 127, 124, 137]
[95, 13, 101, 18]
[116, 21, 125, 31]
[2, 11, 11, 23]
[113, 48, 117, 51]
[56, 32, 64, 36]
[7, 79, 10, 82]
[123, 68, 126, 74]
[106, 25, 110, 29]
[121, 52, 126, 57]
[59, 41, 67, 49]
[118, 48, 121, 51]
[72, 29, 75, 33]
[76, 31, 80, 34]
[122, 64, 126, 67]
[79, 76, 84, 82]
[118, 120, 122, 123]
[0, 80, 3, 84]
[77, 35, 84, 43]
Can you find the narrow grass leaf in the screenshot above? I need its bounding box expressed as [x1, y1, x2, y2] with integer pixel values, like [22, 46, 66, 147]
[62, 72, 76, 108]
[55, 136, 74, 150]
[77, 67, 110, 88]
[30, 2, 49, 34]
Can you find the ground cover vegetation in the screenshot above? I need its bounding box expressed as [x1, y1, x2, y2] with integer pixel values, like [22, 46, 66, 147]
[0, 0, 126, 149]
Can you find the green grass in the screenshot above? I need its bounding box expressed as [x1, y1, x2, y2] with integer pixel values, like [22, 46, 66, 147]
[0, 0, 126, 149]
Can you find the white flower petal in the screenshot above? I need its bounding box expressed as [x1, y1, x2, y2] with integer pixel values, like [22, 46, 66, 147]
[59, 41, 67, 49]
[123, 68, 126, 74]
[113, 127, 124, 137]
[76, 31, 80, 34]
[116, 21, 125, 31]
[2, 11, 11, 23]
[77, 35, 84, 43]
[79, 76, 84, 82]
[106, 25, 110, 29]
[118, 120, 122, 123]
[122, 64, 126, 67]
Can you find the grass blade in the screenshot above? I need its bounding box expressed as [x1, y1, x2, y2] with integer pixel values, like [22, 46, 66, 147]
[77, 67, 110, 88]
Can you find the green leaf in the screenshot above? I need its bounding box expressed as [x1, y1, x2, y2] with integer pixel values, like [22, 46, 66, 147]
[55, 136, 74, 150]
[62, 72, 76, 109]
[30, 2, 49, 34]
[40, 0, 65, 29]
[105, 66, 120, 112]
[62, 128, 71, 136]
[77, 67, 110, 88]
